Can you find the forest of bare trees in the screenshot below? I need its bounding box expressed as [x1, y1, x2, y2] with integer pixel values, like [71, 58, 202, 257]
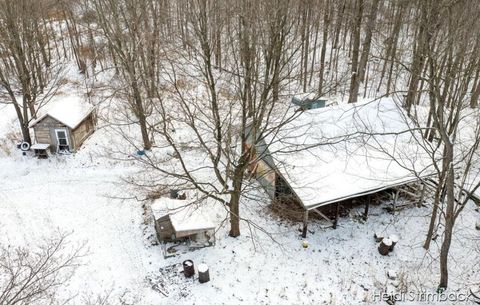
[1, 0, 480, 294]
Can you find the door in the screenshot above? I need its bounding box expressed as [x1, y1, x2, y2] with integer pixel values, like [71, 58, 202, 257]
[55, 129, 70, 153]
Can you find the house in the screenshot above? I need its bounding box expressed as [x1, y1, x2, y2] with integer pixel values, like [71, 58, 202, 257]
[247, 99, 434, 236]
[151, 197, 215, 246]
[291, 93, 333, 110]
[29, 96, 96, 153]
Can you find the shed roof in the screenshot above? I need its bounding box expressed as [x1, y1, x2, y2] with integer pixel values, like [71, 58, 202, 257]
[266, 99, 434, 210]
[151, 198, 215, 233]
[31, 143, 50, 150]
[29, 96, 94, 129]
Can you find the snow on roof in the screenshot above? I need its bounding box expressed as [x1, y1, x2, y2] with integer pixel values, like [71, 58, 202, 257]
[292, 92, 328, 101]
[266, 99, 434, 209]
[151, 198, 215, 233]
[29, 96, 94, 129]
[31, 143, 50, 150]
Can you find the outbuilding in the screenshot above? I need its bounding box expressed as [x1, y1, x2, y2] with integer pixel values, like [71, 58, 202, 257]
[247, 99, 434, 237]
[151, 197, 215, 247]
[291, 93, 333, 110]
[29, 96, 95, 153]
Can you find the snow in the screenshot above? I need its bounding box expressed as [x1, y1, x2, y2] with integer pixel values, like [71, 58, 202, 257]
[31, 143, 50, 150]
[382, 237, 393, 247]
[1, 72, 479, 305]
[387, 269, 398, 280]
[29, 95, 94, 129]
[197, 263, 208, 273]
[267, 98, 434, 209]
[292, 92, 327, 101]
[390, 234, 399, 243]
[1, 109, 479, 304]
[151, 198, 215, 234]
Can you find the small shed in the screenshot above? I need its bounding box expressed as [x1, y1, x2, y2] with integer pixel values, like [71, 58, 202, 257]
[291, 93, 331, 110]
[151, 198, 215, 247]
[29, 97, 95, 153]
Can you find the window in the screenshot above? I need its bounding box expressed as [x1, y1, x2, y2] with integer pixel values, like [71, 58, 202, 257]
[55, 129, 70, 152]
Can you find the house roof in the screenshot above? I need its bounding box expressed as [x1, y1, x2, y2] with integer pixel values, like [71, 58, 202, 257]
[151, 198, 215, 233]
[29, 96, 94, 129]
[266, 99, 434, 210]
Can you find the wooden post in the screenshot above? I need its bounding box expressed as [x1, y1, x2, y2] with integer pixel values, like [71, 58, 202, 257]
[302, 210, 309, 238]
[393, 189, 399, 214]
[418, 182, 426, 206]
[364, 196, 370, 220]
[333, 203, 340, 229]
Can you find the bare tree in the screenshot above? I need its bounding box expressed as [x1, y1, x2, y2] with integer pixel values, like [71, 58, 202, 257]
[122, 0, 301, 238]
[0, 233, 87, 305]
[90, 0, 166, 150]
[0, 0, 65, 144]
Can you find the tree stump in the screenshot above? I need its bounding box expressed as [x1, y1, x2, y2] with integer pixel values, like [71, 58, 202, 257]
[183, 260, 195, 278]
[198, 263, 210, 283]
[389, 234, 399, 252]
[378, 238, 392, 256]
[374, 232, 384, 242]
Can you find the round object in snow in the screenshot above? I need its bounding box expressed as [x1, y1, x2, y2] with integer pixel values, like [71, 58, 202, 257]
[20, 142, 30, 151]
[198, 264, 210, 283]
[198, 263, 208, 273]
[378, 238, 392, 256]
[382, 238, 393, 247]
[302, 240, 309, 248]
[387, 269, 397, 280]
[374, 232, 384, 243]
[389, 235, 399, 250]
[182, 260, 195, 278]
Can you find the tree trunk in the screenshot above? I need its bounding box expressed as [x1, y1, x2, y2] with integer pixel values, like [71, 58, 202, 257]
[318, 0, 329, 95]
[439, 144, 455, 289]
[357, 0, 380, 83]
[347, 0, 364, 104]
[229, 189, 241, 237]
[423, 183, 443, 250]
[132, 80, 152, 150]
[229, 166, 244, 237]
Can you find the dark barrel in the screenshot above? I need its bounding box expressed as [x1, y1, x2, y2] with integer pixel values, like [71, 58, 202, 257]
[182, 260, 195, 278]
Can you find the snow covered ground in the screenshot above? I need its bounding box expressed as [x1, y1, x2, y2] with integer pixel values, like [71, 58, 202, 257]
[0, 89, 479, 305]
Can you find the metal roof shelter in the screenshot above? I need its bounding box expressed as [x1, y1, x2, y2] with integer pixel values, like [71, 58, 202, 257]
[253, 99, 434, 236]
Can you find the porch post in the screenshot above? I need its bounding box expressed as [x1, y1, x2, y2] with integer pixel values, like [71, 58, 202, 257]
[302, 210, 309, 238]
[364, 196, 370, 220]
[333, 202, 340, 229]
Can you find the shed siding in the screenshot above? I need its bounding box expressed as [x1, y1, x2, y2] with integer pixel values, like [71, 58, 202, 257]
[35, 127, 51, 144]
[72, 115, 94, 150]
[32, 112, 95, 153]
[155, 216, 175, 241]
[32, 115, 73, 153]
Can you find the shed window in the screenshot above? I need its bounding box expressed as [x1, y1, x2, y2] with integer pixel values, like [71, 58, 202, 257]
[55, 129, 70, 152]
[57, 131, 67, 145]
